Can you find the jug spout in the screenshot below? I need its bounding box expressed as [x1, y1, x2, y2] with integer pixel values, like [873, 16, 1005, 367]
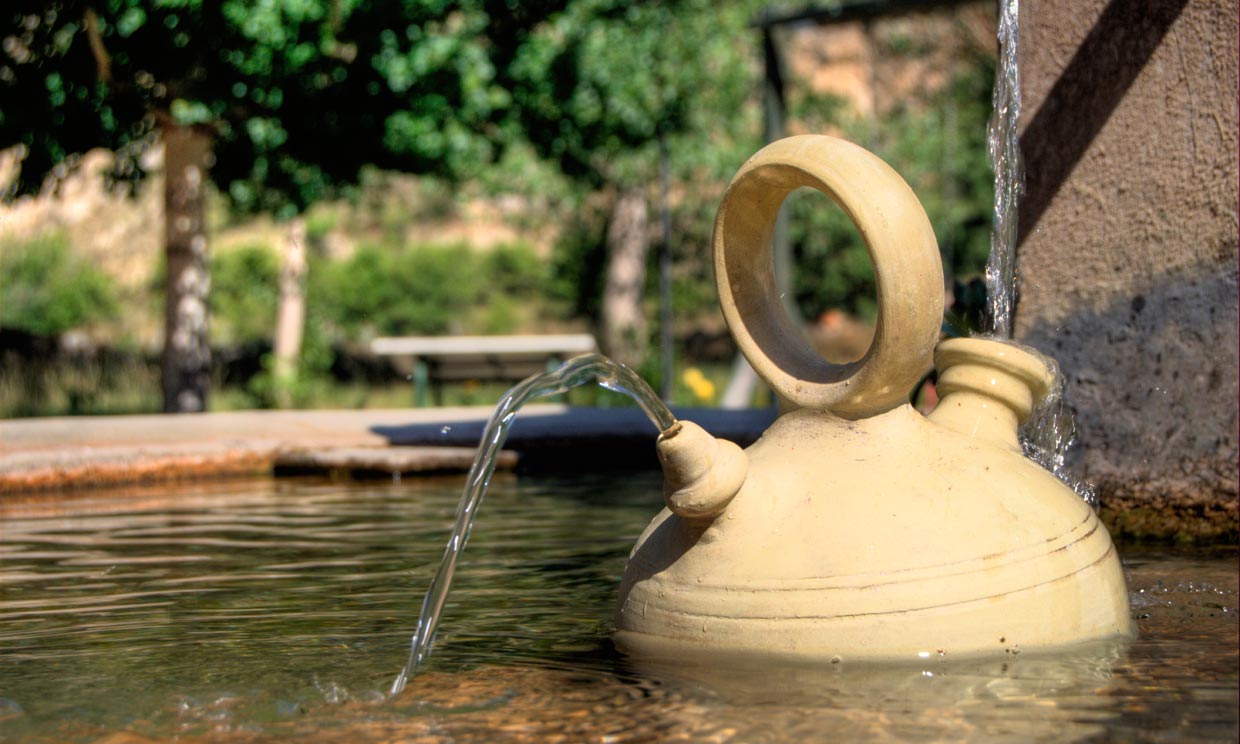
[928, 337, 1055, 450]
[656, 421, 748, 520]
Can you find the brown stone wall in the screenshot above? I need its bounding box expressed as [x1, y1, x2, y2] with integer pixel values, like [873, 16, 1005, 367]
[1014, 0, 1238, 541]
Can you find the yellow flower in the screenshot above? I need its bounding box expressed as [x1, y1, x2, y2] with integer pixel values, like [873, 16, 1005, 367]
[682, 367, 715, 402]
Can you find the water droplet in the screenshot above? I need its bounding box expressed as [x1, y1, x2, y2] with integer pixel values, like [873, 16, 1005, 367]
[440, 426, 452, 435]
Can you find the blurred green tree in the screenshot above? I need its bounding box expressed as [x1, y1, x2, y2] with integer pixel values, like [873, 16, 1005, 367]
[497, 0, 761, 364]
[785, 47, 996, 324]
[0, 0, 562, 411]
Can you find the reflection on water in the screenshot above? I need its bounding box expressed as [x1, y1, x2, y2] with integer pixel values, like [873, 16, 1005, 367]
[0, 477, 1235, 743]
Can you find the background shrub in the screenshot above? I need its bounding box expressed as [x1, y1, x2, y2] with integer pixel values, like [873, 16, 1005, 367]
[210, 242, 280, 346]
[483, 242, 546, 296]
[316, 242, 485, 338]
[0, 232, 117, 337]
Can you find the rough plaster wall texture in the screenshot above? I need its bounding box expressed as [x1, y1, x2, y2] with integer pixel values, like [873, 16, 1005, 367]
[1013, 0, 1238, 539]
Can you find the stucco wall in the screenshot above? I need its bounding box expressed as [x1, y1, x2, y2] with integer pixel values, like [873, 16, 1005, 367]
[1014, 0, 1238, 540]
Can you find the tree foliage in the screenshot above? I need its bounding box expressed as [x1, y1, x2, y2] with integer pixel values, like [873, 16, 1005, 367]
[2, 1, 999, 350]
[787, 51, 997, 321]
[2, 1, 554, 212]
[502, 0, 760, 189]
[494, 0, 763, 352]
[3, 1, 758, 207]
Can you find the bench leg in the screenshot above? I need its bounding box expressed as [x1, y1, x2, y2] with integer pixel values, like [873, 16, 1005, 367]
[413, 359, 429, 408]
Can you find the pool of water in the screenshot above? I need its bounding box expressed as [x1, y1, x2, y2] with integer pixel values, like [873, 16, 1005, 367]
[1, 474, 1235, 742]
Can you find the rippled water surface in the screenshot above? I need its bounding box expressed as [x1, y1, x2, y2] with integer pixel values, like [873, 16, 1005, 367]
[1, 475, 1235, 742]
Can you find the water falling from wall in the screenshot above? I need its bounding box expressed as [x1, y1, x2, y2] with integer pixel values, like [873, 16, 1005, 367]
[981, 1, 1094, 507]
[984, 0, 1023, 338]
[1018, 348, 1100, 509]
[391, 354, 676, 696]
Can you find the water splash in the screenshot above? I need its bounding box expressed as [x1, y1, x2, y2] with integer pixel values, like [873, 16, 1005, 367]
[390, 354, 676, 696]
[1017, 347, 1098, 508]
[984, 0, 1023, 338]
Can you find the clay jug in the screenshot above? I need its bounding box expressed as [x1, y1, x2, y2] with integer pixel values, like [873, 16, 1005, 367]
[615, 135, 1134, 662]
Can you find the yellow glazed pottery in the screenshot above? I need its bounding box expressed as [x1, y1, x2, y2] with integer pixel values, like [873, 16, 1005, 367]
[615, 135, 1134, 662]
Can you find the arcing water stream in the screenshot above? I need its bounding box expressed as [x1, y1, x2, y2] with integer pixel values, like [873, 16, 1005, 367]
[390, 354, 676, 695]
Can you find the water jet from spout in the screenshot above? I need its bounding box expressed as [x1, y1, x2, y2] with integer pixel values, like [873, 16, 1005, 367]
[390, 354, 675, 696]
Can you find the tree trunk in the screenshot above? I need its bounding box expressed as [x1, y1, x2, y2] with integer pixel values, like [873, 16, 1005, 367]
[600, 186, 650, 366]
[161, 124, 212, 413]
[272, 217, 308, 408]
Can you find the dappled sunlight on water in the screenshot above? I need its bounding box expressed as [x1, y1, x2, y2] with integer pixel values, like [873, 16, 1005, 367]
[0, 477, 1234, 743]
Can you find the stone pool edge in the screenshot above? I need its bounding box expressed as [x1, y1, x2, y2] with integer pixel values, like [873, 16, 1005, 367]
[0, 406, 773, 493]
[1, 406, 1231, 543]
[0, 407, 546, 493]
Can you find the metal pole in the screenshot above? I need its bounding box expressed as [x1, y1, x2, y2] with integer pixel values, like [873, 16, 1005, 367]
[659, 135, 674, 403]
[723, 25, 792, 410]
[762, 27, 795, 322]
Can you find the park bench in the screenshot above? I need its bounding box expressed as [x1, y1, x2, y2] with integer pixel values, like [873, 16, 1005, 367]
[371, 334, 598, 406]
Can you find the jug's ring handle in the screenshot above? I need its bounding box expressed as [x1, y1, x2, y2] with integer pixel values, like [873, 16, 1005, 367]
[714, 135, 944, 417]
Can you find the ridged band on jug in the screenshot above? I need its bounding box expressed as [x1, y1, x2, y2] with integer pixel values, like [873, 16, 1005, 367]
[713, 135, 944, 416]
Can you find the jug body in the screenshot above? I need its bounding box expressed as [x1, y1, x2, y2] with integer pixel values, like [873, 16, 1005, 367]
[618, 401, 1133, 661]
[615, 135, 1133, 662]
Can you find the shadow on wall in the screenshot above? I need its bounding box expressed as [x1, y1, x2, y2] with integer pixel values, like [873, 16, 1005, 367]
[1018, 0, 1191, 246]
[1021, 265, 1239, 542]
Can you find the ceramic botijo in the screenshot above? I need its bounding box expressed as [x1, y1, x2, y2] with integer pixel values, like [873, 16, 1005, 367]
[615, 135, 1134, 662]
